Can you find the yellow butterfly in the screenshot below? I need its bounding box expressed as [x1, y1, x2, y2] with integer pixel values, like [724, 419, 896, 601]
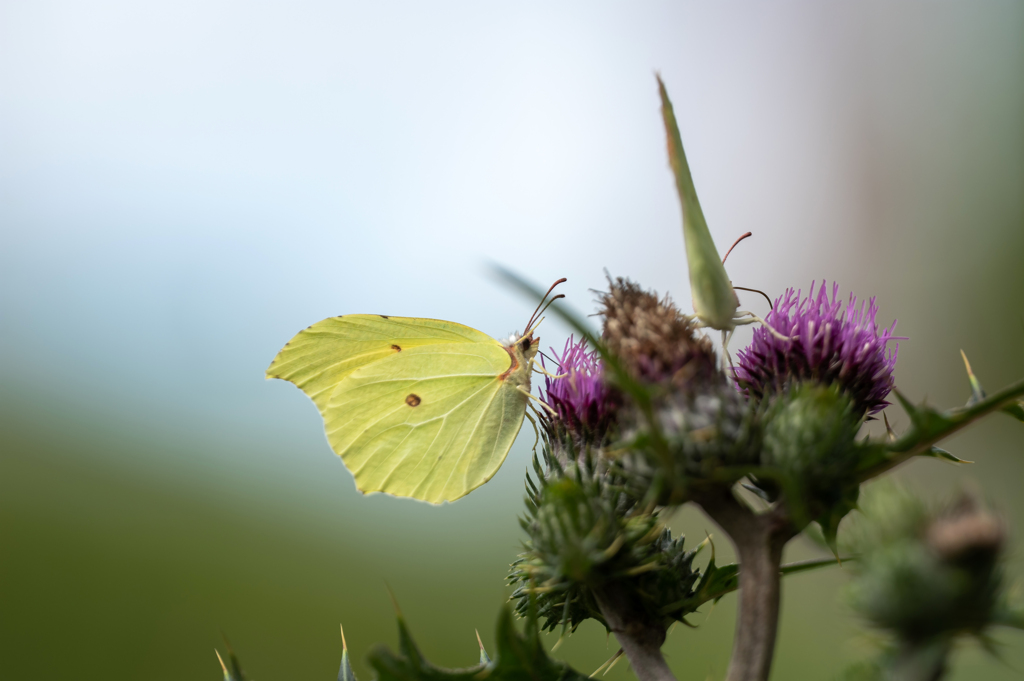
[266, 281, 565, 504]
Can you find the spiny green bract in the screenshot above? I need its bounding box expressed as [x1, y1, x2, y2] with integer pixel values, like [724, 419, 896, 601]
[755, 382, 866, 544]
[617, 381, 763, 506]
[508, 449, 704, 634]
[595, 277, 761, 505]
[762, 383, 863, 482]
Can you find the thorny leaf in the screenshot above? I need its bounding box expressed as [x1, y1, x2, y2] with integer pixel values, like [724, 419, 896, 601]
[340, 625, 357, 681]
[922, 446, 971, 464]
[818, 484, 860, 557]
[215, 650, 233, 681]
[215, 635, 247, 681]
[368, 606, 589, 681]
[856, 374, 1024, 482]
[476, 630, 490, 665]
[658, 556, 847, 618]
[961, 351, 986, 407]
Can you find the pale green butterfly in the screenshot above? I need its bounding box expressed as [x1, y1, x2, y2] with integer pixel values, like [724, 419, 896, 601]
[266, 281, 565, 504]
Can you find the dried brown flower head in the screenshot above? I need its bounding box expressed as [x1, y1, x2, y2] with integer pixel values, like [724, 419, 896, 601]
[598, 277, 717, 387]
[927, 495, 1005, 565]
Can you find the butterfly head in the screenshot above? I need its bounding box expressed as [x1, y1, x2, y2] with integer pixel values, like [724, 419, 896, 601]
[509, 330, 539, 355]
[502, 330, 540, 388]
[500, 277, 566, 387]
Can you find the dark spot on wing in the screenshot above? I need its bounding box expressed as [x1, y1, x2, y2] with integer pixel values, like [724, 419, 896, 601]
[380, 315, 389, 319]
[405, 394, 421, 407]
[391, 344, 402, 352]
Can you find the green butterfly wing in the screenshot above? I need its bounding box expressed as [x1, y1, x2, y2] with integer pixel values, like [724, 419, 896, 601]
[325, 342, 528, 503]
[266, 315, 496, 409]
[267, 315, 530, 503]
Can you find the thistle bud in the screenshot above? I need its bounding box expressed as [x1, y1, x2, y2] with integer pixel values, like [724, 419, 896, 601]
[598, 277, 758, 503]
[846, 487, 1008, 642]
[509, 451, 703, 634]
[925, 495, 1005, 571]
[758, 382, 866, 543]
[762, 383, 863, 491]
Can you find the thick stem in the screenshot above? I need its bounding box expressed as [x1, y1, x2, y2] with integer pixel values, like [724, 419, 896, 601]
[698, 490, 794, 681]
[728, 526, 786, 681]
[593, 584, 677, 681]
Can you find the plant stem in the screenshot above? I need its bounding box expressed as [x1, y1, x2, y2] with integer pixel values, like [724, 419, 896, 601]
[593, 584, 677, 681]
[729, 529, 785, 681]
[889, 639, 951, 681]
[698, 489, 794, 681]
[860, 376, 1024, 483]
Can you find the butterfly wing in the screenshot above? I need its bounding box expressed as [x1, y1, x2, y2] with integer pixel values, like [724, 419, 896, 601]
[323, 341, 529, 503]
[266, 315, 496, 410]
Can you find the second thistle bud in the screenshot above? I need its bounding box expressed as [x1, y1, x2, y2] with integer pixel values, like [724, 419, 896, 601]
[762, 383, 863, 489]
[846, 487, 1007, 644]
[760, 383, 865, 538]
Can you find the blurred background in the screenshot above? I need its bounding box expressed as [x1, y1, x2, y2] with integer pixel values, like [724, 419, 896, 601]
[2, 2, 1022, 679]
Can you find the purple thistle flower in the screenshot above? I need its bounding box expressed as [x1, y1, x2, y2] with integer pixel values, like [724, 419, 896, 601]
[734, 281, 904, 416]
[541, 336, 615, 442]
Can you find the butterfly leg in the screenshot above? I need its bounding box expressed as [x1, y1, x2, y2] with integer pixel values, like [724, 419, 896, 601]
[517, 386, 558, 416]
[523, 409, 541, 455]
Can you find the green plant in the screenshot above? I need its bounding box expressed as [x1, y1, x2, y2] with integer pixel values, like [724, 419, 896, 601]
[238, 79, 1024, 681]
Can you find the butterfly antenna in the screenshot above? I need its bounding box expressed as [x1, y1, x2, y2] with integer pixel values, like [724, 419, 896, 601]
[525, 278, 568, 332]
[535, 294, 565, 324]
[733, 285, 774, 311]
[520, 295, 567, 341]
[722, 232, 753, 264]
